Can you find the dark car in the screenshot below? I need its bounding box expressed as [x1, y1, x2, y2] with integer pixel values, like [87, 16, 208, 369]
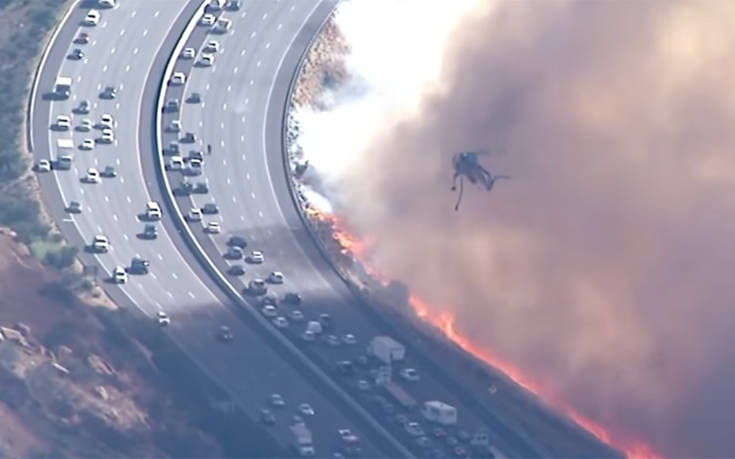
[226, 0, 241, 10]
[227, 234, 247, 248]
[101, 165, 117, 177]
[187, 92, 201, 103]
[128, 257, 150, 275]
[284, 292, 302, 305]
[227, 264, 245, 276]
[202, 203, 219, 214]
[457, 430, 471, 443]
[259, 408, 276, 426]
[219, 325, 234, 342]
[181, 132, 196, 143]
[141, 223, 157, 240]
[163, 99, 179, 112]
[336, 360, 355, 376]
[319, 313, 333, 329]
[355, 355, 370, 368]
[68, 48, 84, 60]
[165, 141, 180, 155]
[66, 201, 82, 214]
[74, 32, 90, 44]
[192, 181, 209, 194]
[100, 86, 117, 99]
[188, 150, 204, 161]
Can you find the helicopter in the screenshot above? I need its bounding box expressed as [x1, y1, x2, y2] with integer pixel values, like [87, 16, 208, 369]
[451, 151, 510, 211]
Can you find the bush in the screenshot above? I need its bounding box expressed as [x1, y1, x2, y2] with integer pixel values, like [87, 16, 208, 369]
[43, 245, 78, 269]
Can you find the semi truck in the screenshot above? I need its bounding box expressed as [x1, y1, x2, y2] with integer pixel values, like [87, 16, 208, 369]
[421, 400, 458, 426]
[54, 76, 72, 99]
[290, 422, 315, 457]
[367, 336, 405, 364]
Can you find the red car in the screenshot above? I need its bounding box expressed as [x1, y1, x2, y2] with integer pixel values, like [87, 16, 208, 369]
[74, 32, 90, 44]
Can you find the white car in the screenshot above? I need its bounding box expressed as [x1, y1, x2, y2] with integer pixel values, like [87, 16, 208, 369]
[168, 120, 181, 133]
[198, 53, 214, 67]
[36, 159, 51, 172]
[248, 250, 264, 264]
[100, 113, 114, 129]
[267, 271, 284, 284]
[146, 201, 162, 220]
[301, 330, 315, 342]
[98, 0, 116, 8]
[214, 17, 232, 33]
[92, 235, 109, 252]
[77, 118, 92, 132]
[85, 168, 100, 183]
[84, 9, 100, 25]
[204, 40, 220, 53]
[55, 115, 71, 130]
[288, 309, 304, 322]
[205, 221, 221, 234]
[112, 266, 127, 284]
[170, 72, 186, 86]
[156, 311, 171, 326]
[298, 403, 315, 416]
[400, 368, 420, 382]
[80, 138, 95, 150]
[186, 208, 202, 222]
[261, 305, 277, 318]
[100, 128, 114, 144]
[200, 13, 216, 26]
[273, 316, 289, 329]
[342, 333, 357, 345]
[180, 47, 196, 59]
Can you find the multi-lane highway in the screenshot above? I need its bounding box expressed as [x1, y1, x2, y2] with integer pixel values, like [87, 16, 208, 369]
[155, 2, 544, 458]
[29, 1, 403, 456]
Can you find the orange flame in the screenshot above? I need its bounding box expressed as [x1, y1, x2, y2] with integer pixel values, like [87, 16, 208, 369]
[303, 206, 660, 459]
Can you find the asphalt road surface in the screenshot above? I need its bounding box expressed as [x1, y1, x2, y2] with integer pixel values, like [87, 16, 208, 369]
[29, 1, 400, 456]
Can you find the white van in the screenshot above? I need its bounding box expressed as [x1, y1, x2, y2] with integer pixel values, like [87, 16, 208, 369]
[146, 201, 162, 220]
[168, 156, 184, 171]
[306, 321, 322, 335]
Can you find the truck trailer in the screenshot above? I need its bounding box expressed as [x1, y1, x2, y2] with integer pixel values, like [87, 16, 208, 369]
[367, 336, 405, 364]
[290, 422, 315, 457]
[421, 400, 458, 426]
[54, 76, 72, 99]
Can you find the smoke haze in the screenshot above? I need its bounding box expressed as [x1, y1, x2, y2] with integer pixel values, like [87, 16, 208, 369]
[298, 1, 735, 456]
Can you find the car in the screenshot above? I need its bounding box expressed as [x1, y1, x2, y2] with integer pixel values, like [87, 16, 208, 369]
[336, 361, 354, 376]
[269, 393, 285, 408]
[288, 309, 304, 322]
[261, 295, 278, 307]
[77, 118, 92, 132]
[164, 99, 180, 113]
[456, 430, 471, 443]
[83, 10, 100, 26]
[324, 334, 341, 347]
[225, 0, 241, 11]
[100, 86, 117, 99]
[406, 421, 424, 437]
[213, 17, 232, 34]
[129, 257, 150, 275]
[273, 316, 289, 329]
[298, 403, 315, 416]
[357, 379, 371, 391]
[248, 278, 267, 295]
[187, 92, 201, 103]
[112, 266, 127, 284]
[101, 165, 117, 177]
[193, 181, 208, 193]
[198, 53, 214, 67]
[141, 223, 157, 239]
[165, 142, 180, 156]
[74, 32, 90, 44]
[85, 168, 100, 183]
[80, 138, 95, 150]
[206, 221, 221, 234]
[98, 0, 116, 8]
[36, 159, 51, 172]
[227, 264, 245, 276]
[342, 333, 357, 345]
[181, 132, 196, 143]
[267, 271, 284, 284]
[319, 313, 333, 329]
[145, 201, 162, 220]
[394, 414, 410, 427]
[156, 311, 170, 326]
[301, 330, 315, 342]
[259, 408, 276, 425]
[201, 203, 219, 214]
[205, 0, 224, 11]
[284, 292, 301, 305]
[186, 208, 202, 222]
[66, 201, 82, 214]
[100, 113, 114, 128]
[75, 99, 91, 114]
[291, 414, 304, 425]
[186, 158, 203, 176]
[200, 13, 216, 26]
[167, 120, 181, 133]
[170, 72, 186, 86]
[224, 246, 242, 260]
[55, 115, 71, 130]
[180, 47, 196, 59]
[227, 235, 247, 248]
[338, 429, 354, 441]
[355, 355, 370, 368]
[92, 235, 109, 252]
[247, 250, 264, 264]
[416, 436, 432, 449]
[68, 48, 84, 60]
[400, 368, 420, 382]
[204, 40, 220, 53]
[432, 427, 447, 439]
[219, 325, 233, 342]
[99, 128, 114, 144]
[188, 149, 204, 161]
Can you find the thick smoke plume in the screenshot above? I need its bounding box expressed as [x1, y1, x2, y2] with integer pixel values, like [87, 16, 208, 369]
[311, 1, 735, 456]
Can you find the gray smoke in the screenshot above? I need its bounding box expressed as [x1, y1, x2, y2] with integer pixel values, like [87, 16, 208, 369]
[334, 1, 735, 456]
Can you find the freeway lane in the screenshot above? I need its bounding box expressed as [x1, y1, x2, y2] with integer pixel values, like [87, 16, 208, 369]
[29, 1, 397, 456]
[162, 1, 552, 458]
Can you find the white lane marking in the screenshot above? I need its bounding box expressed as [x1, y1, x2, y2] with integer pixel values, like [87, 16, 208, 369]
[154, 10, 160, 17]
[233, 66, 238, 74]
[131, 10, 136, 18]
[123, 234, 129, 241]
[157, 253, 163, 260]
[102, 64, 107, 72]
[110, 47, 116, 55]
[172, 272, 178, 280]
[245, 172, 250, 180]
[226, 177, 231, 184]
[72, 94, 77, 101]
[220, 121, 224, 129]
[115, 102, 120, 110]
[188, 291, 195, 299]
[120, 83, 124, 90]
[223, 103, 227, 110]
[133, 47, 138, 55]
[199, 120, 203, 127]
[166, 291, 174, 299]
[120, 29, 125, 36]
[150, 273, 157, 280]
[244, 97, 249, 104]
[125, 64, 130, 72]
[277, 23, 282, 30]
[76, 75, 82, 82]
[240, 215, 245, 221]
[256, 60, 261, 67]
[258, 210, 264, 218]
[201, 101, 206, 108]
[240, 135, 245, 142]
[223, 159, 227, 166]
[220, 139, 225, 147]
[232, 196, 237, 203]
[101, 21, 108, 28]
[126, 196, 131, 203]
[241, 115, 246, 123]
[206, 83, 211, 91]
[119, 176, 124, 184]
[142, 29, 148, 37]
[240, 49, 246, 56]
[116, 158, 121, 165]
[250, 31, 256, 38]
[112, 214, 118, 222]
[250, 192, 256, 199]
[241, 153, 246, 160]
[289, 5, 295, 11]
[265, 42, 271, 49]
[241, 11, 247, 18]
[104, 195, 109, 203]
[262, 13, 268, 20]
[227, 84, 231, 92]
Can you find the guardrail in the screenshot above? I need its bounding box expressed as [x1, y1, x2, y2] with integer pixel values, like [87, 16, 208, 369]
[151, 3, 413, 458]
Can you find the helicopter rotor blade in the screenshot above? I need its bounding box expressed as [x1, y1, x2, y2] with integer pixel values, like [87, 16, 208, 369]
[454, 176, 465, 211]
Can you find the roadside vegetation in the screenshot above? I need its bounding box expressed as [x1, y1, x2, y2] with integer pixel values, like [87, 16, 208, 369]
[0, 0, 77, 268]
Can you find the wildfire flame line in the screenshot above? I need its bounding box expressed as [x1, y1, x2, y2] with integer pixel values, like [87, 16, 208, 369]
[303, 206, 660, 459]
